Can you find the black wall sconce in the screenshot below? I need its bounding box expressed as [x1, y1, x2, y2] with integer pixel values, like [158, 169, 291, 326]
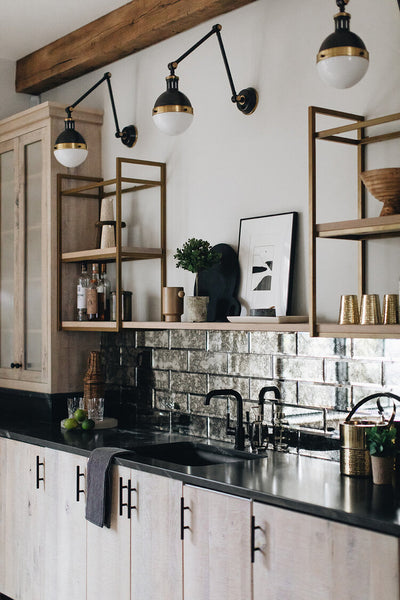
[316, 0, 369, 88]
[152, 24, 258, 136]
[54, 72, 138, 168]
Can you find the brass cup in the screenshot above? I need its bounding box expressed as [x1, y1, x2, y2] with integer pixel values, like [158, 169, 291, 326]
[338, 294, 360, 325]
[382, 293, 399, 325]
[360, 294, 382, 325]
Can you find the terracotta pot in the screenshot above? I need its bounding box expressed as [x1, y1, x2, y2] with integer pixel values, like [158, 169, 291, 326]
[370, 455, 394, 485]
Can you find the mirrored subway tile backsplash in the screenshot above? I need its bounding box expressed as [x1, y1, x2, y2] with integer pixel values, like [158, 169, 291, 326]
[101, 330, 400, 461]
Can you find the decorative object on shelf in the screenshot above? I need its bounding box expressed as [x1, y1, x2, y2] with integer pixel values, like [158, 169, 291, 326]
[152, 23, 258, 136]
[237, 212, 297, 317]
[366, 425, 397, 485]
[197, 243, 241, 322]
[227, 315, 308, 324]
[110, 291, 132, 321]
[174, 238, 221, 322]
[340, 393, 396, 477]
[250, 308, 276, 317]
[360, 294, 382, 325]
[83, 350, 105, 411]
[338, 294, 359, 325]
[360, 168, 400, 216]
[316, 0, 369, 89]
[99, 198, 115, 248]
[382, 294, 399, 324]
[162, 287, 185, 322]
[54, 72, 138, 167]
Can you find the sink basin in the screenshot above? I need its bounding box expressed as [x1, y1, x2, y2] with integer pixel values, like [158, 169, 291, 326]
[131, 441, 262, 467]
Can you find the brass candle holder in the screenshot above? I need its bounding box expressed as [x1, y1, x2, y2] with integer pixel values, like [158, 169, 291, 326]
[338, 295, 360, 325]
[382, 294, 399, 324]
[360, 294, 382, 325]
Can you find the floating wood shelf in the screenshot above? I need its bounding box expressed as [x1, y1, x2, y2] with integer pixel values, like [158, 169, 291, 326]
[61, 247, 164, 263]
[316, 215, 400, 240]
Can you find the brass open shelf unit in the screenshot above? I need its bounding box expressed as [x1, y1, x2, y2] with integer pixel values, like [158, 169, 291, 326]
[57, 157, 166, 332]
[309, 106, 400, 338]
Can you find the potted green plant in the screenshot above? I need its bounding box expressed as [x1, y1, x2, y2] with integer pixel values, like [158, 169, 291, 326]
[174, 238, 221, 322]
[366, 425, 397, 485]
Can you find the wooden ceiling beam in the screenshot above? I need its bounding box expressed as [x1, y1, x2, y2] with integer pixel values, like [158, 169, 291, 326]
[16, 0, 257, 95]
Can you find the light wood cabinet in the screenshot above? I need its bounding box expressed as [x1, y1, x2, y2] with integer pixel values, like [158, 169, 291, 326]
[253, 500, 400, 600]
[43, 448, 88, 600]
[0, 101, 102, 393]
[182, 484, 252, 600]
[86, 464, 131, 600]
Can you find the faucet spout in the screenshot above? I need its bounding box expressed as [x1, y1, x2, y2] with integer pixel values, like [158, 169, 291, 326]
[258, 386, 281, 421]
[205, 389, 245, 451]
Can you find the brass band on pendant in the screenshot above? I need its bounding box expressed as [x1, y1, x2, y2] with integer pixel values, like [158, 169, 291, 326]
[317, 46, 369, 62]
[53, 142, 87, 150]
[152, 105, 194, 115]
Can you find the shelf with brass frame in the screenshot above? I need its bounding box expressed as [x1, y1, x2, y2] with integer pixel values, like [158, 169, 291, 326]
[309, 106, 400, 338]
[57, 157, 166, 332]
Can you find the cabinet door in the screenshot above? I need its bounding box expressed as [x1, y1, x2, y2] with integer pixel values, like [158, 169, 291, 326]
[86, 464, 131, 600]
[0, 130, 47, 384]
[3, 439, 46, 600]
[131, 471, 182, 600]
[43, 448, 88, 600]
[183, 485, 252, 600]
[253, 501, 400, 600]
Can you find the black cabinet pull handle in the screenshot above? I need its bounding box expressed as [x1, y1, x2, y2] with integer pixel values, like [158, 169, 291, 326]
[10, 362, 22, 369]
[180, 497, 190, 540]
[251, 515, 262, 563]
[76, 466, 85, 502]
[36, 455, 44, 489]
[119, 477, 137, 519]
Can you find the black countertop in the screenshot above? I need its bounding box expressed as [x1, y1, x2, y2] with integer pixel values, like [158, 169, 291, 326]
[1, 417, 400, 537]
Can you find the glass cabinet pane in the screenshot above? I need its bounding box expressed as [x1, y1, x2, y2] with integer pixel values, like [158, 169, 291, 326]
[24, 141, 42, 371]
[0, 150, 15, 369]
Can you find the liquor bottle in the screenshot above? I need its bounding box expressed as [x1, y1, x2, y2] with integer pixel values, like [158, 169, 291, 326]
[76, 262, 89, 321]
[87, 263, 100, 321]
[100, 263, 111, 320]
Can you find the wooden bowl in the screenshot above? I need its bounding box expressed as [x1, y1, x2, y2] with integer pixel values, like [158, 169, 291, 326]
[360, 168, 400, 216]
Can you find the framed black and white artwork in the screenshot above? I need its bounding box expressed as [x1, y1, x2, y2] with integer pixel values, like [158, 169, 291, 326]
[237, 212, 297, 316]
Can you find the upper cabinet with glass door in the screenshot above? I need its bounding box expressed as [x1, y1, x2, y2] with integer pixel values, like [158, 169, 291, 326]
[0, 102, 102, 394]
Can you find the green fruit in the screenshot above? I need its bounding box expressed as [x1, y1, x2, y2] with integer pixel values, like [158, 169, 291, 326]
[64, 418, 79, 430]
[74, 408, 87, 423]
[81, 418, 95, 431]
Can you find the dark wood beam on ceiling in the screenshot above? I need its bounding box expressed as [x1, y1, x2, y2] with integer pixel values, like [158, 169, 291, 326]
[16, 0, 258, 95]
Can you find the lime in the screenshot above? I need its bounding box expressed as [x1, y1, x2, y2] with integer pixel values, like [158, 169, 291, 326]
[74, 408, 87, 423]
[81, 418, 95, 431]
[64, 418, 79, 430]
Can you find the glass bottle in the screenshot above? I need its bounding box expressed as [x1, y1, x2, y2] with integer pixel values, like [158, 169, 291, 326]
[87, 263, 100, 321]
[100, 263, 111, 320]
[76, 262, 89, 321]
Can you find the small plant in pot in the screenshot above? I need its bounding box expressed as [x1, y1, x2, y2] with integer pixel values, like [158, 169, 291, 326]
[366, 425, 397, 485]
[174, 238, 221, 322]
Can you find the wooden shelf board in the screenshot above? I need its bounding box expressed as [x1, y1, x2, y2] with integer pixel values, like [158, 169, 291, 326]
[316, 215, 400, 240]
[317, 323, 400, 338]
[61, 247, 163, 263]
[61, 321, 118, 332]
[121, 321, 310, 332]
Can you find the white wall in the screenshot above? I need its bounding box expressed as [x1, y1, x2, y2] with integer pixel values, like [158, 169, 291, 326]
[37, 0, 400, 321]
[0, 59, 31, 120]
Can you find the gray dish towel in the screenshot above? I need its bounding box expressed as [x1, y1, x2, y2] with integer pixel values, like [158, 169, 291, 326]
[86, 447, 132, 528]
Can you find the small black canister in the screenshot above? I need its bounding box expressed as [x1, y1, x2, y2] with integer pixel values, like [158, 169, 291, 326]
[111, 291, 132, 321]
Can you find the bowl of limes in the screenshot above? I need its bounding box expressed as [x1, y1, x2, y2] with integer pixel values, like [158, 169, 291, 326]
[61, 408, 95, 431]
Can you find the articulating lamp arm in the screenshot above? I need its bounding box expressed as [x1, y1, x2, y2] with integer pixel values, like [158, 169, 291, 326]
[168, 24, 257, 115]
[66, 72, 137, 147]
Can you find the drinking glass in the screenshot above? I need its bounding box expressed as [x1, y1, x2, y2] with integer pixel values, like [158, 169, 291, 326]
[67, 396, 84, 418]
[87, 397, 104, 422]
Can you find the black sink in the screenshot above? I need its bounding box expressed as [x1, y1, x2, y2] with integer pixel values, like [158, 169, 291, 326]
[131, 441, 262, 467]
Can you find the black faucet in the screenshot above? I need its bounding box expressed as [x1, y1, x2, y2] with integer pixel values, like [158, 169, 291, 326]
[258, 386, 281, 421]
[205, 389, 245, 451]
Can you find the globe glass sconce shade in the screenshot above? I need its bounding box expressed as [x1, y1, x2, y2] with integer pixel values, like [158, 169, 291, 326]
[152, 76, 194, 135]
[53, 118, 88, 168]
[316, 4, 369, 89]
